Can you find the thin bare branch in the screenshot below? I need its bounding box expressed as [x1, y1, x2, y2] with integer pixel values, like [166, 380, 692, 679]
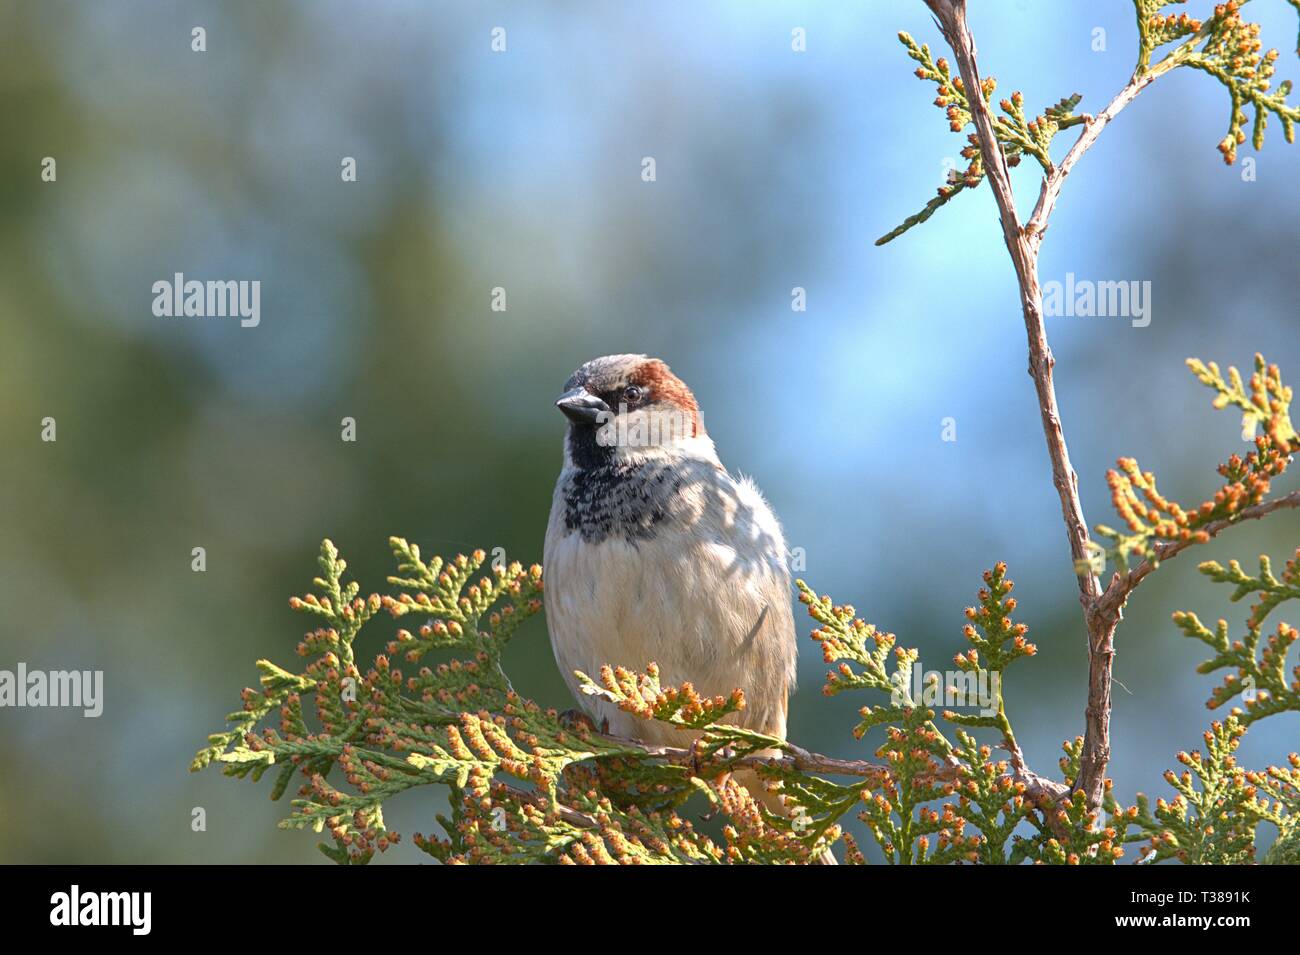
[597, 731, 1071, 807]
[1024, 74, 1159, 245]
[1095, 488, 1300, 623]
[923, 0, 1113, 810]
[1024, 18, 1219, 243]
[917, 0, 1298, 815]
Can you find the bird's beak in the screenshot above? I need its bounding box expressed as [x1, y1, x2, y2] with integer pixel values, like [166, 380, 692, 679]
[555, 387, 611, 425]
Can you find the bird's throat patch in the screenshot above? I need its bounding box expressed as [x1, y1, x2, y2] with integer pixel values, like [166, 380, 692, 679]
[561, 461, 684, 544]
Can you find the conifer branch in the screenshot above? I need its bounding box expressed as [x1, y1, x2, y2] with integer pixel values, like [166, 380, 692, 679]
[922, 0, 1115, 810]
[197, 2, 1300, 865]
[916, 0, 1300, 814]
[1092, 354, 1297, 619]
[589, 728, 1070, 807]
[1095, 489, 1300, 620]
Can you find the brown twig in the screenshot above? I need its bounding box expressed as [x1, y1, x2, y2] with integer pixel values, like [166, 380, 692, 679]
[924, 0, 1115, 810]
[915, 0, 1299, 813]
[510, 786, 601, 830]
[1023, 73, 1160, 244]
[1024, 16, 1217, 243]
[598, 731, 1071, 807]
[1094, 489, 1300, 623]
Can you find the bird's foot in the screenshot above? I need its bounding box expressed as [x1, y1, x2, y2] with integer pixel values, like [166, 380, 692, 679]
[697, 754, 725, 823]
[557, 708, 607, 736]
[687, 738, 706, 778]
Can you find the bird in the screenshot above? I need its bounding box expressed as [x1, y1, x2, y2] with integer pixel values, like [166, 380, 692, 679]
[543, 354, 831, 860]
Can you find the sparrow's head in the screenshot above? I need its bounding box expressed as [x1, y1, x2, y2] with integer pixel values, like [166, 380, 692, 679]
[556, 354, 710, 467]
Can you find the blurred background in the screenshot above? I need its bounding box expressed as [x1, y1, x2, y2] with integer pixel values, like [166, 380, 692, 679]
[1, 0, 1296, 863]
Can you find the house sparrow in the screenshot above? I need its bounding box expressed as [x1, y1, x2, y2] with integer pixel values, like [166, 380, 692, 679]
[544, 354, 827, 858]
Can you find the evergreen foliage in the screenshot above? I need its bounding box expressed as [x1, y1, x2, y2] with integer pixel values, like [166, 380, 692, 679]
[194, 1, 1300, 864]
[193, 358, 1298, 863]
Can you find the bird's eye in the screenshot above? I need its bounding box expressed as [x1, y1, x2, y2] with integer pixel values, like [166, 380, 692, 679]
[622, 385, 644, 404]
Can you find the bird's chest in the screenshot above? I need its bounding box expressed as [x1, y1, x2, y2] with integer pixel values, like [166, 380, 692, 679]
[544, 529, 761, 730]
[545, 464, 778, 699]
